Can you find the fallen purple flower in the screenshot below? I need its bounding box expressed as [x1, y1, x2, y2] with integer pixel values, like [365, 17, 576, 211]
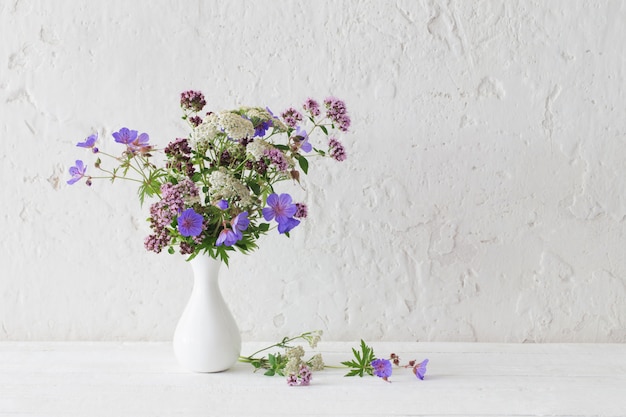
[413, 359, 429, 380]
[371, 358, 392, 381]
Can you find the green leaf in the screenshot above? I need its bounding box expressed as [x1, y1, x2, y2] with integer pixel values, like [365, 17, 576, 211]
[268, 353, 277, 367]
[297, 155, 309, 174]
[342, 340, 376, 377]
[320, 125, 328, 135]
[249, 182, 261, 196]
[264, 369, 275, 376]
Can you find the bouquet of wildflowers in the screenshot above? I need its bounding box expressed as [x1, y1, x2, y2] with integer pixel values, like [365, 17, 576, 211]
[67, 91, 350, 263]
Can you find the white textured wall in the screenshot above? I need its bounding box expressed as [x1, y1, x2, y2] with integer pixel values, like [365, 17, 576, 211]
[2, 1, 626, 342]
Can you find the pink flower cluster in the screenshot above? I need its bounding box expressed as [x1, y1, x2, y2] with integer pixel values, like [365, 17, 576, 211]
[144, 179, 200, 253]
[281, 107, 303, 128]
[164, 138, 195, 177]
[324, 97, 351, 132]
[264, 148, 289, 172]
[328, 137, 347, 162]
[180, 90, 206, 113]
[303, 98, 321, 116]
[287, 364, 312, 386]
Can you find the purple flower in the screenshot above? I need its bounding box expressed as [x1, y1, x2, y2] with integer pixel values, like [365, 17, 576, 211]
[144, 233, 170, 254]
[180, 90, 206, 112]
[298, 364, 312, 386]
[413, 359, 429, 380]
[128, 132, 151, 154]
[254, 119, 273, 137]
[329, 137, 347, 162]
[217, 211, 249, 246]
[294, 203, 308, 219]
[216, 200, 229, 210]
[277, 217, 300, 234]
[177, 208, 204, 237]
[371, 358, 392, 380]
[231, 211, 250, 235]
[287, 364, 312, 386]
[76, 133, 98, 152]
[216, 228, 239, 247]
[294, 126, 312, 153]
[286, 374, 299, 386]
[303, 98, 320, 116]
[324, 97, 351, 132]
[262, 193, 300, 234]
[112, 128, 138, 145]
[67, 160, 87, 185]
[281, 107, 303, 128]
[264, 148, 289, 172]
[189, 115, 203, 127]
[145, 181, 199, 253]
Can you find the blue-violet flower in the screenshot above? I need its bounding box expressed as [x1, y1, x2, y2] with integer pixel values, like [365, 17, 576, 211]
[216, 200, 229, 210]
[294, 126, 312, 153]
[177, 208, 204, 237]
[262, 193, 300, 234]
[112, 127, 138, 145]
[413, 359, 429, 380]
[76, 134, 98, 153]
[67, 160, 87, 185]
[371, 358, 392, 381]
[128, 132, 151, 154]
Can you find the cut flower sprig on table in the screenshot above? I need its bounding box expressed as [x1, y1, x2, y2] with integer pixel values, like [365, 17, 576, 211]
[67, 91, 350, 263]
[239, 331, 429, 386]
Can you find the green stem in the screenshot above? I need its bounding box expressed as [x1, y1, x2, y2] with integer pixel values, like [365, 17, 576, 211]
[240, 333, 309, 361]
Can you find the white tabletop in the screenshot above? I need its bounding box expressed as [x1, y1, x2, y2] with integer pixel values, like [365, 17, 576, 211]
[1, 342, 624, 416]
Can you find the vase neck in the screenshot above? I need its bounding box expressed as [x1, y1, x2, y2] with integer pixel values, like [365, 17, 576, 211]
[189, 256, 223, 288]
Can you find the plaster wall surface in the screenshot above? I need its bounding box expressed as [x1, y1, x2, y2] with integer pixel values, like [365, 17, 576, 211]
[1, 0, 625, 342]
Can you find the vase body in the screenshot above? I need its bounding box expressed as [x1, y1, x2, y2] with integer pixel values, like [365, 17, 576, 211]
[173, 256, 241, 372]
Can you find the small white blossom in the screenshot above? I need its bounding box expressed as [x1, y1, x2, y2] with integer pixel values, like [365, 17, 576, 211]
[305, 330, 323, 349]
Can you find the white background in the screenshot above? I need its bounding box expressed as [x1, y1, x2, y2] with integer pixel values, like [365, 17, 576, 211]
[1, 1, 625, 342]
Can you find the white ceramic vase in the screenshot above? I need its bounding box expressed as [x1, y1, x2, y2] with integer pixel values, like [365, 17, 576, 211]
[173, 255, 241, 372]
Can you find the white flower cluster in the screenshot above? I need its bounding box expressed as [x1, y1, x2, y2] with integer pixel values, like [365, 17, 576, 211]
[271, 116, 288, 132]
[207, 168, 252, 206]
[304, 330, 323, 348]
[214, 111, 255, 140]
[191, 114, 220, 151]
[240, 106, 272, 122]
[240, 106, 288, 132]
[284, 345, 325, 374]
[246, 139, 271, 160]
[285, 346, 306, 375]
[309, 353, 325, 371]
